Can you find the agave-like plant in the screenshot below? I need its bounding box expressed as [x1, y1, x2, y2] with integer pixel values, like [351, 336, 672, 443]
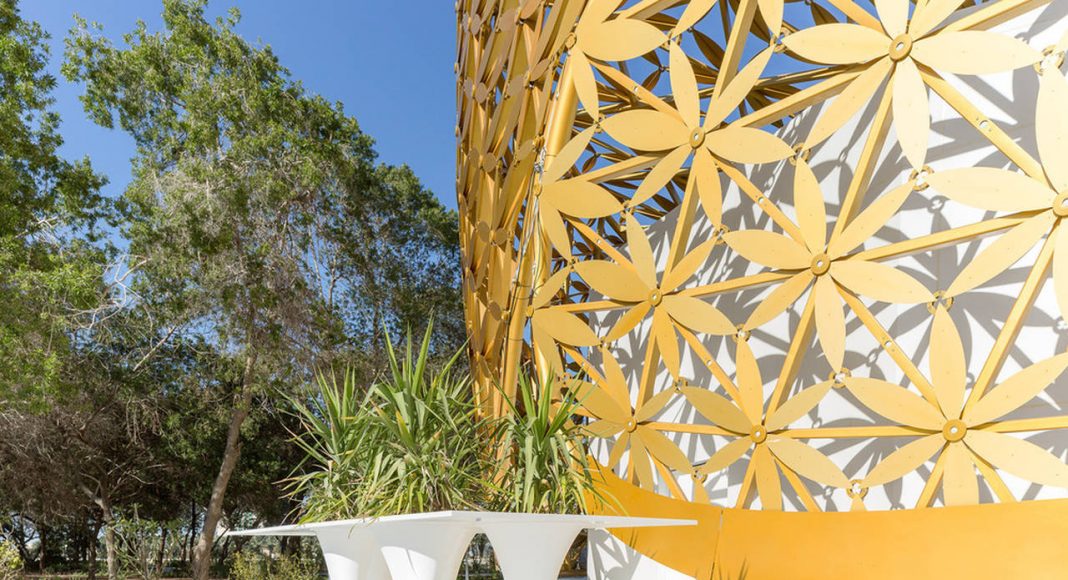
[285, 367, 374, 521]
[288, 322, 495, 520]
[288, 322, 607, 522]
[359, 322, 493, 515]
[493, 372, 603, 514]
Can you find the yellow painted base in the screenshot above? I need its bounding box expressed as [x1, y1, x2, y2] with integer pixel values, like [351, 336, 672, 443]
[591, 469, 1068, 580]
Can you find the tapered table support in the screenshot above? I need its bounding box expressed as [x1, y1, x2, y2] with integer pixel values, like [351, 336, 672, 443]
[483, 521, 585, 580]
[317, 528, 390, 580]
[370, 521, 476, 580]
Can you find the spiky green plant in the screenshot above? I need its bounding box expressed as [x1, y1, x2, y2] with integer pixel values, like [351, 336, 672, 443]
[288, 321, 609, 522]
[358, 322, 493, 515]
[285, 367, 374, 520]
[288, 322, 493, 520]
[494, 372, 601, 514]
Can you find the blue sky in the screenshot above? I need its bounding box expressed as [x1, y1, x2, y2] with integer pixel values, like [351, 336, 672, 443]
[23, 0, 459, 210]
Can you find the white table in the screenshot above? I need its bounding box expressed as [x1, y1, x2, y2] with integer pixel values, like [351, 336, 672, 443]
[227, 511, 695, 580]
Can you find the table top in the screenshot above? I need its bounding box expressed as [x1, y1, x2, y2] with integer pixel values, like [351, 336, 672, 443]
[226, 511, 696, 537]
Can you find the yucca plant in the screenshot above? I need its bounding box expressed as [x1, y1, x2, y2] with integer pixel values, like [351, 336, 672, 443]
[288, 322, 608, 523]
[493, 372, 601, 514]
[288, 321, 494, 520]
[358, 322, 493, 515]
[285, 368, 374, 521]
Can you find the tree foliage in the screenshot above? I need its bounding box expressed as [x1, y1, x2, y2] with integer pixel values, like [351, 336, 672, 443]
[0, 0, 108, 406]
[63, 0, 462, 379]
[0, 0, 466, 577]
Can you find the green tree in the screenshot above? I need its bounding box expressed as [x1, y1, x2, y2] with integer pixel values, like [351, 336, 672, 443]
[0, 539, 20, 580]
[63, 2, 462, 577]
[0, 311, 203, 580]
[0, 0, 108, 407]
[0, 3, 109, 571]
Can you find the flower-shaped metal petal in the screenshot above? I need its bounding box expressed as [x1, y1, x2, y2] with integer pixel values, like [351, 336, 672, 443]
[846, 306, 1068, 505]
[576, 219, 734, 376]
[783, 1, 1040, 165]
[567, 0, 668, 119]
[576, 347, 693, 489]
[925, 127, 1068, 317]
[684, 339, 845, 509]
[725, 159, 932, 369]
[599, 40, 788, 224]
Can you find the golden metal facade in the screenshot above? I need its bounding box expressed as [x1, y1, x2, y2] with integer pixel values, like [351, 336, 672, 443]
[457, 0, 1068, 575]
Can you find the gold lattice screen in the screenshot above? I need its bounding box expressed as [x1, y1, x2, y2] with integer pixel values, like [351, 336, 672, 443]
[456, 0, 1068, 576]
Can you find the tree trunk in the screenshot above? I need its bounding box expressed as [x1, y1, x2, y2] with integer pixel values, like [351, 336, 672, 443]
[37, 525, 45, 573]
[218, 536, 231, 567]
[88, 519, 101, 580]
[191, 353, 256, 580]
[98, 495, 119, 580]
[156, 524, 168, 576]
[185, 500, 196, 566]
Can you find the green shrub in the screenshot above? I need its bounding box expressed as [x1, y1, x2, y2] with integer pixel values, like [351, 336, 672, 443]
[0, 540, 21, 580]
[229, 551, 265, 580]
[113, 508, 183, 579]
[494, 372, 600, 514]
[229, 550, 318, 580]
[288, 321, 494, 519]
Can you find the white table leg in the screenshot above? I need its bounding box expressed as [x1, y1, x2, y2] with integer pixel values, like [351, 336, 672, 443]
[370, 521, 476, 580]
[483, 522, 585, 580]
[315, 528, 390, 580]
